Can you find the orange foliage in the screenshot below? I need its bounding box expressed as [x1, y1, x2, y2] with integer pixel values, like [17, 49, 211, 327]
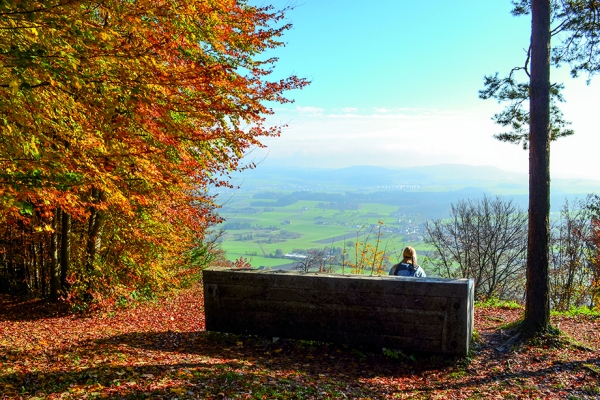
[0, 0, 307, 300]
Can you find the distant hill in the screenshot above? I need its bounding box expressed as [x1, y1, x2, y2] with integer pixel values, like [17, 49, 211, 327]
[227, 164, 600, 197]
[214, 164, 600, 216]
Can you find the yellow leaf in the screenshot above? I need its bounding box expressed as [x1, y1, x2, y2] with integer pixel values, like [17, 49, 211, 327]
[170, 387, 186, 395]
[9, 80, 19, 95]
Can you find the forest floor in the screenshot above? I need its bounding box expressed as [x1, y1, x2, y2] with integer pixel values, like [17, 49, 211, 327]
[0, 284, 599, 399]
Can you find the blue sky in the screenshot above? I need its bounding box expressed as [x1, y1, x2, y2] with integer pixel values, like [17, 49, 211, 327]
[247, 0, 600, 180]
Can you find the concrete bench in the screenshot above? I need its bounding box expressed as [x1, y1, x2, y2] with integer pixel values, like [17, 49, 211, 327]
[203, 268, 474, 356]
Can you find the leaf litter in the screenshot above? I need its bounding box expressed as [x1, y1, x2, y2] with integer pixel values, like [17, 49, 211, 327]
[0, 287, 598, 399]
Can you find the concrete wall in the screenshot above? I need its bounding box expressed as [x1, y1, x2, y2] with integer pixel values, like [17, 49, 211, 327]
[203, 268, 474, 355]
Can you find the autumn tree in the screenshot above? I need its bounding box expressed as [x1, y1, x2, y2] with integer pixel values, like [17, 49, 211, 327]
[481, 0, 600, 335]
[0, 0, 306, 301]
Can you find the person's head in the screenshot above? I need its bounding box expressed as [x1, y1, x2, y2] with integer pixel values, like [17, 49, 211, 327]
[402, 246, 417, 265]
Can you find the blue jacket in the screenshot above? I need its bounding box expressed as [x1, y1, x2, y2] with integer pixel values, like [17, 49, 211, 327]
[389, 262, 426, 277]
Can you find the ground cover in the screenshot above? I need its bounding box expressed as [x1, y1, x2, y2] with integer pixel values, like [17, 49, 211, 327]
[1, 285, 598, 399]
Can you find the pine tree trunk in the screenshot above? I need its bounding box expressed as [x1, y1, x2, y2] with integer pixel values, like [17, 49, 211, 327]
[524, 0, 552, 334]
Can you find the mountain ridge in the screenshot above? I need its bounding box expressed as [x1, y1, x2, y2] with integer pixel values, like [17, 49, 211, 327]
[230, 163, 599, 195]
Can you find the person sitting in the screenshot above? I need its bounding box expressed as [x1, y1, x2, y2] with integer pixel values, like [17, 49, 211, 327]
[389, 246, 426, 277]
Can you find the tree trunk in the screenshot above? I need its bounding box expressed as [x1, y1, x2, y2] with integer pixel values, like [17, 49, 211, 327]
[33, 242, 39, 294]
[60, 210, 71, 292]
[49, 208, 61, 302]
[0, 243, 6, 294]
[40, 240, 46, 298]
[86, 189, 106, 273]
[524, 0, 552, 334]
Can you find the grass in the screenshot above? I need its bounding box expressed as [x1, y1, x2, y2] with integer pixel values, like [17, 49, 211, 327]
[219, 199, 432, 268]
[551, 305, 600, 319]
[475, 297, 523, 310]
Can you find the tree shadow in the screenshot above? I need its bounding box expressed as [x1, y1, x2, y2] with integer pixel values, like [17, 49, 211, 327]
[95, 330, 461, 376]
[4, 326, 598, 399]
[0, 293, 75, 322]
[6, 326, 595, 398]
[1, 360, 249, 398]
[1, 330, 394, 398]
[416, 357, 600, 398]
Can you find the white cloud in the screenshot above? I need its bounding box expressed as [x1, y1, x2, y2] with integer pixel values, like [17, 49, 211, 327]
[258, 107, 520, 166]
[295, 106, 323, 116]
[373, 107, 391, 113]
[250, 100, 600, 180]
[341, 107, 358, 113]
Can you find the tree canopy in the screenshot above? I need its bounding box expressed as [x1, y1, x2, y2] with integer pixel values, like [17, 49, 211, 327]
[0, 0, 307, 301]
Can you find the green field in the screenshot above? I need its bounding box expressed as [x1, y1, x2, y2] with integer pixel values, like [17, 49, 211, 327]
[218, 198, 431, 269]
[213, 164, 600, 270]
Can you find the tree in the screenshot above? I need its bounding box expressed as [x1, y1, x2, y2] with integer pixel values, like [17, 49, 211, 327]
[587, 195, 600, 309]
[294, 249, 326, 273]
[425, 195, 528, 300]
[481, 0, 600, 335]
[549, 197, 596, 310]
[0, 0, 307, 301]
[524, 0, 553, 336]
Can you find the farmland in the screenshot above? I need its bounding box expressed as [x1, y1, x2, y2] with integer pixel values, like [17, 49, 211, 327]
[217, 196, 429, 269]
[213, 164, 600, 269]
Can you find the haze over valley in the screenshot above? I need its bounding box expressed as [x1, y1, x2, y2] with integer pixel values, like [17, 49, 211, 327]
[214, 164, 600, 269]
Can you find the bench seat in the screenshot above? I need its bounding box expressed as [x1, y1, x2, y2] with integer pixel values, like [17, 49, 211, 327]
[203, 268, 474, 355]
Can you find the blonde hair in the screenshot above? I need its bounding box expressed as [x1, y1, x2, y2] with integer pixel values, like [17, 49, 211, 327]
[402, 246, 417, 265]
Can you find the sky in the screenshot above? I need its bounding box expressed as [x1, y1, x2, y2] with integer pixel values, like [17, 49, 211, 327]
[245, 0, 600, 180]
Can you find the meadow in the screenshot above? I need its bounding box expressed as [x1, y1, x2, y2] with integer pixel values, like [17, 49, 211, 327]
[218, 197, 430, 269]
[214, 165, 600, 270]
